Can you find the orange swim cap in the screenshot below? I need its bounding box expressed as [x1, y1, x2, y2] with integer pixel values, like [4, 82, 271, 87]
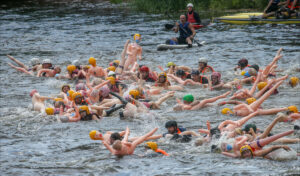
[246, 97, 256, 105]
[89, 57, 96, 67]
[257, 82, 267, 90]
[221, 108, 233, 115]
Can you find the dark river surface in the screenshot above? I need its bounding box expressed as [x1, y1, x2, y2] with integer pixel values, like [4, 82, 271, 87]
[1, 1, 300, 175]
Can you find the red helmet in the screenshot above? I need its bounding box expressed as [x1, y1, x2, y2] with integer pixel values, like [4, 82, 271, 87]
[140, 66, 149, 72]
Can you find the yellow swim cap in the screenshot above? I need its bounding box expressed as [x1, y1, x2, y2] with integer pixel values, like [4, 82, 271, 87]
[166, 62, 175, 67]
[257, 82, 267, 91]
[113, 60, 120, 65]
[67, 90, 75, 98]
[129, 89, 140, 99]
[240, 145, 253, 155]
[288, 105, 298, 113]
[89, 130, 103, 140]
[221, 108, 233, 115]
[45, 107, 54, 115]
[72, 92, 82, 101]
[241, 71, 246, 76]
[107, 66, 116, 72]
[79, 105, 90, 114]
[146, 142, 158, 151]
[67, 65, 76, 73]
[246, 97, 256, 105]
[89, 57, 96, 67]
[290, 77, 299, 87]
[133, 33, 141, 41]
[106, 76, 116, 85]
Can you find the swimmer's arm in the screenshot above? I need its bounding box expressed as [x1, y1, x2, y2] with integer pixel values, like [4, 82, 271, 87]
[190, 100, 200, 106]
[257, 145, 290, 157]
[218, 120, 236, 130]
[235, 136, 248, 146]
[103, 141, 116, 154]
[177, 66, 191, 73]
[221, 152, 238, 158]
[157, 65, 164, 72]
[34, 94, 54, 101]
[138, 47, 142, 60]
[122, 127, 130, 142]
[85, 73, 93, 90]
[219, 100, 242, 106]
[211, 82, 225, 90]
[94, 80, 110, 90]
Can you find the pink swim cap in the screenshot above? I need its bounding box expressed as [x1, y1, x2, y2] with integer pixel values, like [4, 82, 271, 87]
[100, 85, 110, 98]
[76, 83, 86, 91]
[211, 72, 221, 82]
[30, 89, 38, 97]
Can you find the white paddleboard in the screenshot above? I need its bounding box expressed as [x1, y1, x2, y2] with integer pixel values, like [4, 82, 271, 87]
[157, 41, 205, 51]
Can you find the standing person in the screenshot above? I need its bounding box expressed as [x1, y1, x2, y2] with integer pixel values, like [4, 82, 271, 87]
[185, 3, 201, 24]
[170, 15, 196, 47]
[124, 34, 143, 71]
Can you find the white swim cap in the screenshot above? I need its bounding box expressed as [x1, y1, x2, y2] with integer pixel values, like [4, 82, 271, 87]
[108, 71, 116, 76]
[42, 59, 52, 64]
[30, 58, 40, 66]
[198, 57, 208, 64]
[72, 60, 80, 66]
[187, 3, 193, 7]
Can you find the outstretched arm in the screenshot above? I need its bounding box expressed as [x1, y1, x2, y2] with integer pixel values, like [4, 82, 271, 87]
[256, 145, 290, 157]
[222, 152, 238, 158]
[37, 69, 51, 77]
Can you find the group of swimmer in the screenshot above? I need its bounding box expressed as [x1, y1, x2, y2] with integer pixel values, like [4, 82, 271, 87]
[7, 33, 300, 159]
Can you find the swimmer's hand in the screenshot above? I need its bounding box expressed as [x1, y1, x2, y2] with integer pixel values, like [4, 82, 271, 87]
[218, 101, 226, 106]
[281, 145, 291, 151]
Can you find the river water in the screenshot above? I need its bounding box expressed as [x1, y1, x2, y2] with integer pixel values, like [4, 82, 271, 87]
[1, 1, 300, 175]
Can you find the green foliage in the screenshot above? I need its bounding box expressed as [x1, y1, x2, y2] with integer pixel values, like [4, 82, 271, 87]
[110, 0, 123, 4]
[130, 0, 269, 13]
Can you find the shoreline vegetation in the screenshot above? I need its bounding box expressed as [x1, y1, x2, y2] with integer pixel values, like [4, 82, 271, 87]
[110, 0, 268, 14]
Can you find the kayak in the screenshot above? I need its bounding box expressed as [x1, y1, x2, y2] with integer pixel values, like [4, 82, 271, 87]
[157, 41, 205, 51]
[216, 12, 300, 24]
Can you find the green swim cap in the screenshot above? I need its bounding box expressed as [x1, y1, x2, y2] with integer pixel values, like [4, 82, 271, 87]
[183, 94, 194, 102]
[167, 62, 175, 67]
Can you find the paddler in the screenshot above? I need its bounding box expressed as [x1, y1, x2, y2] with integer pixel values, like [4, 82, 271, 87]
[185, 3, 201, 25]
[263, 0, 284, 18]
[169, 15, 196, 48]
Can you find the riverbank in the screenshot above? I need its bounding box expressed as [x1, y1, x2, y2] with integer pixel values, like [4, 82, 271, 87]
[111, 0, 267, 14]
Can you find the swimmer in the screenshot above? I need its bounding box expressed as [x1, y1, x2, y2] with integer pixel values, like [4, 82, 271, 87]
[224, 80, 289, 116]
[7, 55, 42, 75]
[198, 57, 214, 75]
[102, 127, 158, 156]
[90, 130, 162, 145]
[123, 34, 143, 71]
[62, 103, 100, 122]
[153, 72, 183, 91]
[174, 91, 230, 111]
[30, 89, 54, 113]
[37, 66, 61, 77]
[222, 130, 294, 158]
[128, 90, 175, 109]
[163, 120, 197, 142]
[168, 70, 208, 86]
[87, 57, 107, 78]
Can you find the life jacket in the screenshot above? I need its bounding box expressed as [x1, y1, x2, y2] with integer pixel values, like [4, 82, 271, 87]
[199, 76, 208, 84]
[200, 65, 214, 74]
[179, 22, 192, 38]
[187, 12, 196, 23]
[176, 128, 182, 134]
[288, 0, 300, 9]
